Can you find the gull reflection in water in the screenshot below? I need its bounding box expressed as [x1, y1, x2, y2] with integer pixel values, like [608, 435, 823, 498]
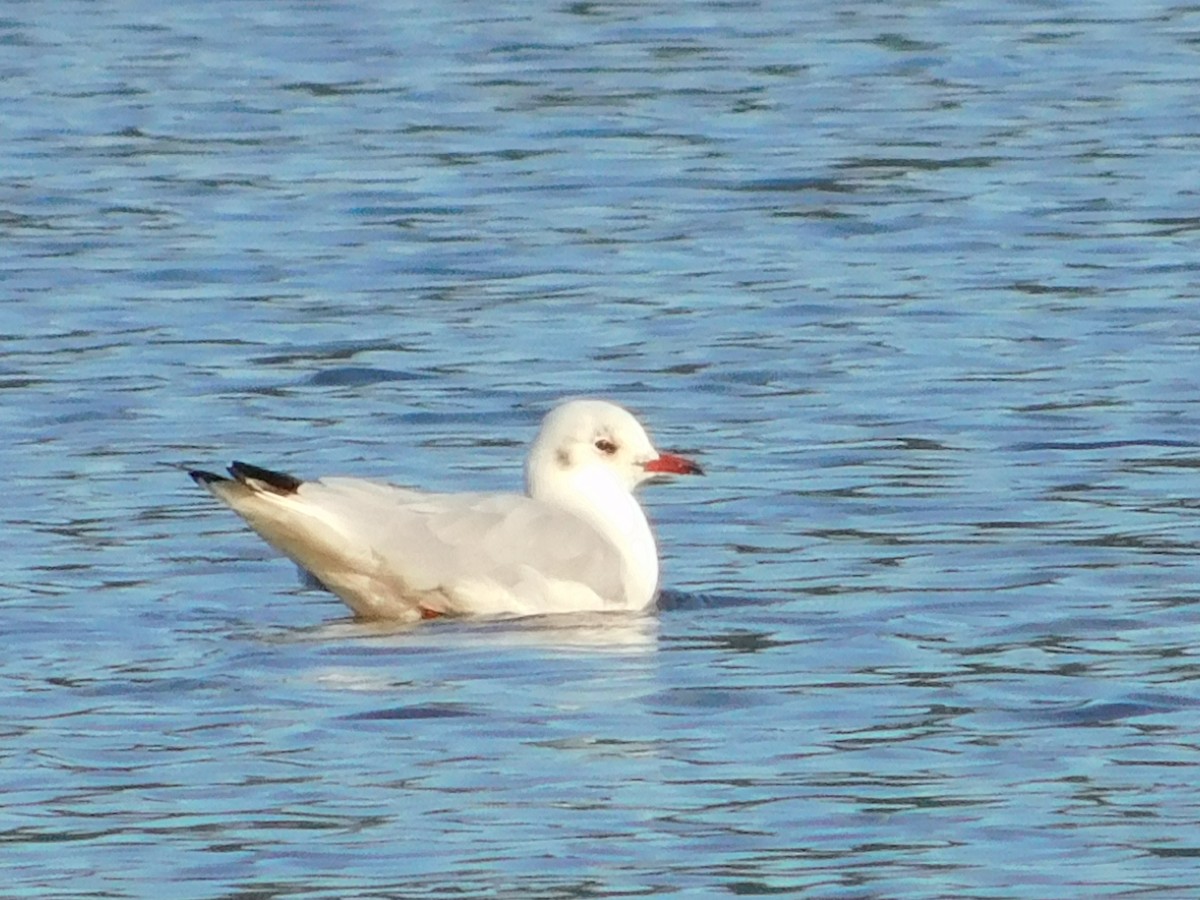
[277, 608, 662, 655]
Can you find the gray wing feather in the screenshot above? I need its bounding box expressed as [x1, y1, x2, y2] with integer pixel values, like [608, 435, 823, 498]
[303, 477, 627, 605]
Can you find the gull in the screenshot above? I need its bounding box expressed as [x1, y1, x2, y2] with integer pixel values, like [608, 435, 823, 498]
[190, 399, 702, 621]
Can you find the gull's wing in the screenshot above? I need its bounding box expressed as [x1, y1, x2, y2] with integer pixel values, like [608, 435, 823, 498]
[194, 466, 630, 620]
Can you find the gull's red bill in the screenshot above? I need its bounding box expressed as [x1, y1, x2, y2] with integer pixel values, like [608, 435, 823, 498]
[643, 452, 704, 477]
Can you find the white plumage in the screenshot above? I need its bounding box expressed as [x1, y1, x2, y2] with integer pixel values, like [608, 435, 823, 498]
[191, 399, 702, 622]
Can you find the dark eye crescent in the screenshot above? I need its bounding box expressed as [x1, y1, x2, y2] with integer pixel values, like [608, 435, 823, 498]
[595, 438, 617, 455]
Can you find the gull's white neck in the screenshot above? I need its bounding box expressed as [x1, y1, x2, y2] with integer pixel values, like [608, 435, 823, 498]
[526, 463, 659, 608]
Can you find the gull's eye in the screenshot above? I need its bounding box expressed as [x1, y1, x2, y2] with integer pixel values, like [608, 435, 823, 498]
[594, 438, 617, 455]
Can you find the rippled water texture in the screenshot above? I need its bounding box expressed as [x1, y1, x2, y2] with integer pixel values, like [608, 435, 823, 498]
[3, 1, 1200, 897]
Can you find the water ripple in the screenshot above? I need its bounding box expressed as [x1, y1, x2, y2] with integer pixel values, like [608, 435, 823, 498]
[3, 0, 1200, 896]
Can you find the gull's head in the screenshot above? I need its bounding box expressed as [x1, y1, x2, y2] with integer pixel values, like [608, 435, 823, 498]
[525, 399, 703, 500]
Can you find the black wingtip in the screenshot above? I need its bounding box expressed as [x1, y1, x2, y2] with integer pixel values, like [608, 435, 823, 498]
[228, 460, 303, 495]
[189, 469, 227, 486]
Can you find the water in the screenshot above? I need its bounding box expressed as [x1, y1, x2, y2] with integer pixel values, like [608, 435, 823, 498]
[3, 0, 1200, 896]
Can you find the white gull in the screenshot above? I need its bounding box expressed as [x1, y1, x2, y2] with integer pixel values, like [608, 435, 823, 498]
[190, 399, 702, 621]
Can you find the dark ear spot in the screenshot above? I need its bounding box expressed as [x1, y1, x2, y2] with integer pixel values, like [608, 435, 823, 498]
[556, 448, 571, 468]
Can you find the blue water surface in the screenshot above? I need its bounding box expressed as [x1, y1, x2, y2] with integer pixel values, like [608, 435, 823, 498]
[3, 0, 1200, 897]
